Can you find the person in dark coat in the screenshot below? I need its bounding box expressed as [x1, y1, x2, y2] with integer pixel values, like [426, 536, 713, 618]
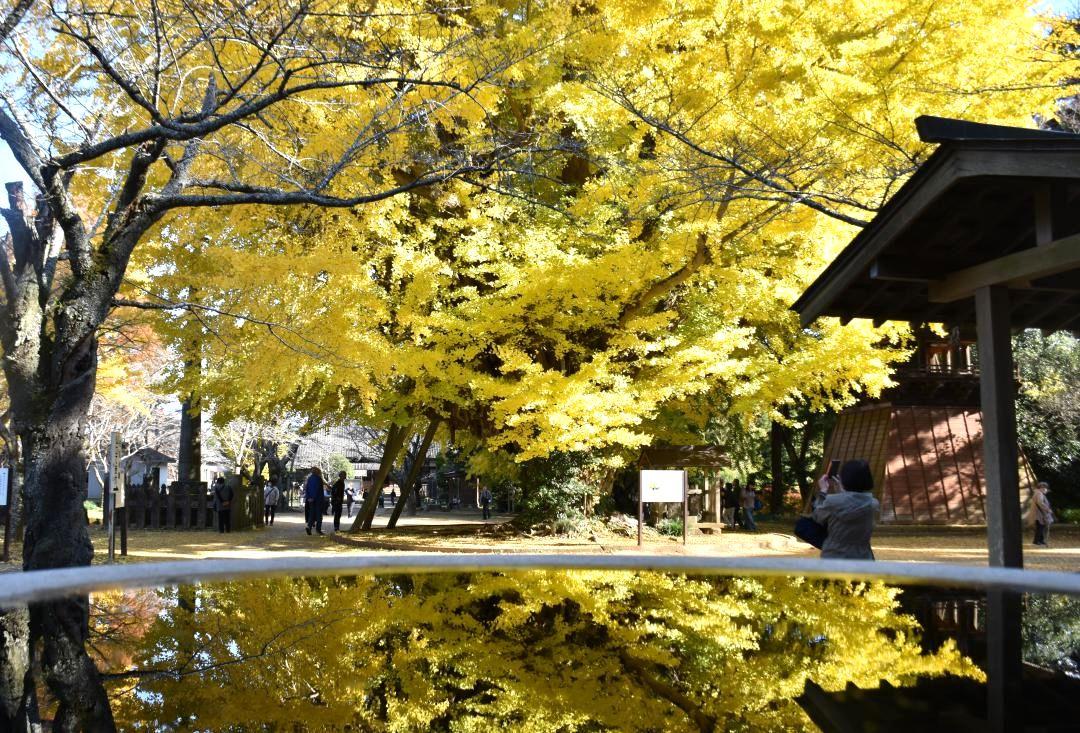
[330, 470, 347, 531]
[722, 482, 736, 528]
[346, 484, 355, 518]
[480, 487, 493, 520]
[212, 476, 234, 533]
[303, 467, 328, 535]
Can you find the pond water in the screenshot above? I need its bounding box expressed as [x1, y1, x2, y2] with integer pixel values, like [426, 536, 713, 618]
[75, 571, 1078, 731]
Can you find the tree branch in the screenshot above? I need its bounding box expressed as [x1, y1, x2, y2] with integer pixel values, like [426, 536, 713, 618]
[0, 0, 33, 46]
[0, 107, 45, 191]
[618, 650, 716, 733]
[144, 163, 494, 212]
[52, 76, 488, 170]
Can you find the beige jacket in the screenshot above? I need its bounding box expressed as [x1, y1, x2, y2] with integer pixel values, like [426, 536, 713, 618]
[1032, 489, 1054, 525]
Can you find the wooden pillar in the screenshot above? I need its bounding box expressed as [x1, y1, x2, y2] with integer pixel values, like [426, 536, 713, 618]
[976, 285, 1022, 568]
[681, 470, 688, 546]
[975, 284, 1022, 733]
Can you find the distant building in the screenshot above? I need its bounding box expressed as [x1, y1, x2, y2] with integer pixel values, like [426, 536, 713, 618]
[292, 426, 439, 497]
[121, 446, 176, 491]
[819, 327, 1036, 524]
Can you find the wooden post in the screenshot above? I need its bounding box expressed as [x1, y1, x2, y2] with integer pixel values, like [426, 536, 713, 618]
[682, 470, 689, 547]
[198, 485, 207, 528]
[975, 285, 1023, 568]
[637, 471, 644, 548]
[975, 284, 1022, 733]
[119, 506, 127, 556]
[107, 433, 120, 561]
[106, 475, 115, 562]
[0, 465, 9, 563]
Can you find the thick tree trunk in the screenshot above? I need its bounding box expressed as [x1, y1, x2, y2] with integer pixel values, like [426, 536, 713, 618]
[177, 394, 201, 483]
[0, 605, 39, 731]
[20, 335, 116, 731]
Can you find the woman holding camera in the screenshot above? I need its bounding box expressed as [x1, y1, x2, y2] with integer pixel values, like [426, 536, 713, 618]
[811, 459, 879, 560]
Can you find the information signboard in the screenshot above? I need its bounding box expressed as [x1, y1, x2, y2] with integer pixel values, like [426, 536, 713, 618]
[637, 469, 689, 547]
[109, 432, 125, 508]
[640, 470, 686, 503]
[0, 466, 8, 506]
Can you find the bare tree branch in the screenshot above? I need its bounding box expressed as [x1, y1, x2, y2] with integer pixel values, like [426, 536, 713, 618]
[0, 0, 33, 46]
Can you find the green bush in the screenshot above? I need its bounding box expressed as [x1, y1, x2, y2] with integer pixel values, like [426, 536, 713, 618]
[552, 517, 586, 535]
[1057, 507, 1080, 524]
[1023, 594, 1080, 672]
[656, 517, 683, 537]
[517, 452, 596, 527]
[328, 454, 353, 478]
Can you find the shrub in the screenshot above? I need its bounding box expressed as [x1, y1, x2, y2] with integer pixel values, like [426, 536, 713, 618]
[1058, 507, 1080, 525]
[656, 517, 683, 537]
[516, 452, 597, 528]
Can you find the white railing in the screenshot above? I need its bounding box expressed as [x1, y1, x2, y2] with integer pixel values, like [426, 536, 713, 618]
[2, 555, 1079, 605]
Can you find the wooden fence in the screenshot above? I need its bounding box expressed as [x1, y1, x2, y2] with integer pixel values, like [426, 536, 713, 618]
[124, 478, 264, 531]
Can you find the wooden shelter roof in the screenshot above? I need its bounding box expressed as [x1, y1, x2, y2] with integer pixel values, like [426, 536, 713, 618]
[638, 445, 728, 468]
[792, 116, 1080, 331]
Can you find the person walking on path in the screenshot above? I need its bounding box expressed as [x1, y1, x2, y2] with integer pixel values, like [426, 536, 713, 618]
[303, 467, 328, 535]
[1032, 481, 1055, 546]
[722, 482, 737, 528]
[263, 479, 280, 527]
[213, 476, 234, 534]
[811, 459, 880, 560]
[346, 484, 355, 518]
[390, 488, 397, 506]
[330, 470, 347, 531]
[480, 487, 493, 520]
[740, 481, 758, 531]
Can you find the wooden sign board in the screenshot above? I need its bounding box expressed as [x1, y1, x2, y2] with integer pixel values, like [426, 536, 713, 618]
[638, 469, 688, 547]
[640, 470, 685, 503]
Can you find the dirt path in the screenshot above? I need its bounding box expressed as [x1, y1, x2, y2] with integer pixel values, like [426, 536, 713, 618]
[3, 512, 1077, 572]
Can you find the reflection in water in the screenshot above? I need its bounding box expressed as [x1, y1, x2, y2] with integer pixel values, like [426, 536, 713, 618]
[92, 573, 982, 731]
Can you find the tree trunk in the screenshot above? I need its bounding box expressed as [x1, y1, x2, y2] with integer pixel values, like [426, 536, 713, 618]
[387, 419, 439, 529]
[19, 336, 116, 731]
[350, 422, 412, 532]
[177, 393, 201, 483]
[0, 605, 39, 730]
[782, 432, 813, 503]
[769, 421, 785, 514]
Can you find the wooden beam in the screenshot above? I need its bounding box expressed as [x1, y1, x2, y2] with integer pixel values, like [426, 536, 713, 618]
[928, 232, 1080, 303]
[868, 258, 934, 282]
[638, 446, 728, 469]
